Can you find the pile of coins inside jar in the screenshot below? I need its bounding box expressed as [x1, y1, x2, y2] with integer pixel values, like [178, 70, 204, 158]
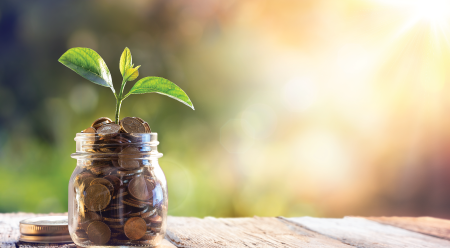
[71, 117, 165, 246]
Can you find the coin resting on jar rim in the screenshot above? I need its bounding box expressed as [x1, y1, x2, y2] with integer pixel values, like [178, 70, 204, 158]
[80, 116, 152, 134]
[97, 123, 121, 134]
[120, 117, 147, 133]
[91, 117, 113, 129]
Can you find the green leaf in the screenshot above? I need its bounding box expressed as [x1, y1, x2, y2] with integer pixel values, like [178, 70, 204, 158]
[120, 47, 132, 76]
[126, 77, 194, 110]
[124, 66, 140, 82]
[58, 47, 114, 92]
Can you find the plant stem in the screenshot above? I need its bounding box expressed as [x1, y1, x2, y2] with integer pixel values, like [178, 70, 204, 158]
[115, 78, 128, 124]
[115, 98, 122, 124]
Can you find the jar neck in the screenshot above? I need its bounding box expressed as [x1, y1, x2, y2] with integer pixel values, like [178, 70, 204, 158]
[71, 133, 162, 159]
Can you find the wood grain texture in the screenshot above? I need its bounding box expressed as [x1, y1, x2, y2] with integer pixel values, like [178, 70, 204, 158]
[0, 213, 175, 248]
[366, 216, 450, 241]
[165, 216, 353, 247]
[285, 216, 450, 248]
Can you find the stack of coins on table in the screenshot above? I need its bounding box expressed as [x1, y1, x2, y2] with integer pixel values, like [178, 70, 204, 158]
[70, 117, 165, 246]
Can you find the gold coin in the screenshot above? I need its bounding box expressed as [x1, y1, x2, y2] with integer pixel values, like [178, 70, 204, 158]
[82, 127, 96, 133]
[124, 217, 147, 241]
[87, 221, 111, 245]
[84, 184, 111, 211]
[128, 176, 155, 201]
[90, 178, 115, 195]
[91, 117, 113, 129]
[120, 117, 146, 133]
[97, 123, 121, 134]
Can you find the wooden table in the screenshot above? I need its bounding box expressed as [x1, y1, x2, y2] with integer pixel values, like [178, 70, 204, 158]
[1, 213, 450, 247]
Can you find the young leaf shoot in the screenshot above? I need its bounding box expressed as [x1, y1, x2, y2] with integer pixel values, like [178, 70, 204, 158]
[59, 47, 194, 123]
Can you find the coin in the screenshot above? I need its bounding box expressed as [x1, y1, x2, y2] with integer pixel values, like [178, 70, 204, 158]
[128, 176, 155, 201]
[147, 214, 162, 226]
[101, 166, 117, 175]
[116, 167, 143, 176]
[149, 222, 162, 228]
[104, 175, 123, 190]
[91, 117, 113, 129]
[134, 117, 151, 133]
[112, 238, 131, 244]
[141, 208, 157, 218]
[87, 221, 111, 245]
[84, 184, 111, 211]
[111, 210, 132, 218]
[112, 190, 128, 200]
[121, 198, 150, 208]
[80, 211, 102, 228]
[118, 146, 141, 169]
[75, 229, 88, 239]
[82, 127, 96, 133]
[110, 135, 131, 144]
[97, 123, 121, 134]
[74, 172, 93, 191]
[109, 223, 125, 229]
[120, 117, 147, 133]
[79, 176, 96, 192]
[91, 178, 115, 195]
[103, 216, 128, 223]
[88, 166, 106, 176]
[141, 231, 158, 241]
[134, 117, 146, 123]
[124, 217, 147, 240]
[128, 206, 154, 217]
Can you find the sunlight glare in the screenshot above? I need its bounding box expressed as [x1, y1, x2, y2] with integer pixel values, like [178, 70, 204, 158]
[413, 0, 450, 23]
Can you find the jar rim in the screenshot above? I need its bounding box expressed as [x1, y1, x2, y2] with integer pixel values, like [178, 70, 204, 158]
[72, 132, 162, 159]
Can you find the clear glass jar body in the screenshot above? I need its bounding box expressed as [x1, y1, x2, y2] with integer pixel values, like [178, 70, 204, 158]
[69, 133, 167, 247]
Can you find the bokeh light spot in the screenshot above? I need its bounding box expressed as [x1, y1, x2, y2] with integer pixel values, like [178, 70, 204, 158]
[220, 119, 255, 154]
[240, 104, 277, 139]
[69, 84, 98, 114]
[281, 77, 318, 113]
[68, 29, 98, 50]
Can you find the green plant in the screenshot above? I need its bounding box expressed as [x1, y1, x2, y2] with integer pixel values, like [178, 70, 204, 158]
[58, 47, 194, 123]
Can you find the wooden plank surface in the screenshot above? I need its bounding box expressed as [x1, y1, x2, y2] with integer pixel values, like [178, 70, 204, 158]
[165, 216, 352, 247]
[285, 216, 450, 248]
[366, 216, 450, 241]
[0, 213, 175, 248]
[3, 213, 450, 247]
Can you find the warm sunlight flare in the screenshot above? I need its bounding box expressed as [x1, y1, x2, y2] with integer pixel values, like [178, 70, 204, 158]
[413, 0, 450, 22]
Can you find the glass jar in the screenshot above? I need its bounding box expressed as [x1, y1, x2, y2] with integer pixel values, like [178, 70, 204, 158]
[69, 133, 167, 247]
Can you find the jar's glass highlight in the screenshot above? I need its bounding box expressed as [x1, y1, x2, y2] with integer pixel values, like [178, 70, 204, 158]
[69, 133, 167, 247]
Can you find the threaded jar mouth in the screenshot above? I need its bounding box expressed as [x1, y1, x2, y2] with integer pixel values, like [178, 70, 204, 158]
[71, 132, 162, 159]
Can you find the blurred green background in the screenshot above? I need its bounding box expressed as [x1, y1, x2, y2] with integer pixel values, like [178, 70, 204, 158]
[1, 0, 450, 218]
